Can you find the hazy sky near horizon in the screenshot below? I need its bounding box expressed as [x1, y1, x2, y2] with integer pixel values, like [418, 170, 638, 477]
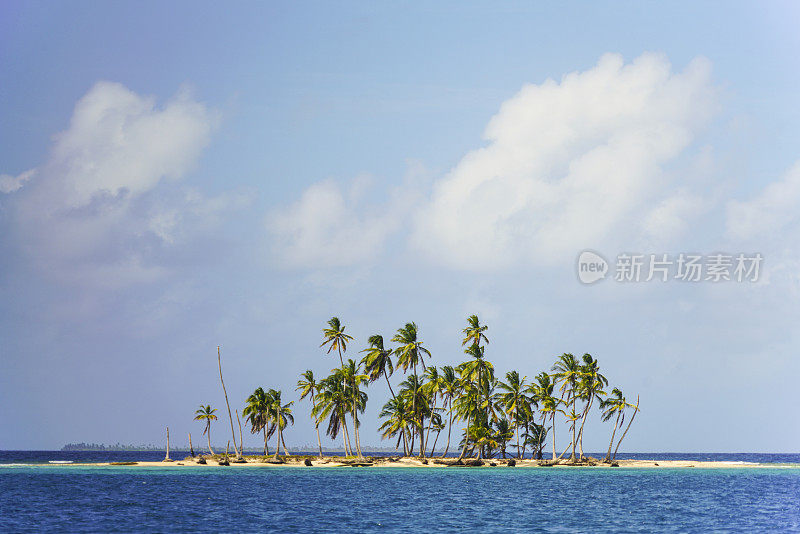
[2, 2, 800, 452]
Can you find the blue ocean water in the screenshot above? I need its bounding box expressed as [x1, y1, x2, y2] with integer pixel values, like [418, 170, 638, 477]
[2, 452, 799, 532]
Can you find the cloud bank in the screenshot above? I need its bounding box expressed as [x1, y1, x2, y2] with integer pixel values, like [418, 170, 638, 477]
[269, 53, 719, 270]
[5, 82, 221, 286]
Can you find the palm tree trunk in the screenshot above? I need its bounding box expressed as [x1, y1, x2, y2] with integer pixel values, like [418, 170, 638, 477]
[551, 412, 557, 460]
[577, 394, 594, 459]
[430, 428, 442, 456]
[571, 393, 576, 460]
[441, 399, 453, 458]
[189, 432, 195, 457]
[515, 409, 521, 459]
[604, 410, 622, 462]
[263, 426, 268, 456]
[218, 346, 240, 457]
[612, 396, 639, 461]
[340, 409, 352, 456]
[207, 424, 215, 455]
[424, 397, 436, 457]
[281, 433, 290, 456]
[385, 373, 397, 401]
[456, 411, 472, 461]
[412, 362, 421, 457]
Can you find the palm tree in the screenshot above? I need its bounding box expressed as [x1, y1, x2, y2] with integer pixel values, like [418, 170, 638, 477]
[296, 370, 324, 458]
[243, 387, 274, 456]
[361, 334, 397, 400]
[454, 374, 480, 460]
[321, 317, 354, 367]
[494, 418, 514, 458]
[612, 395, 640, 461]
[316, 370, 353, 455]
[422, 366, 442, 452]
[342, 359, 369, 459]
[600, 387, 626, 462]
[438, 365, 460, 457]
[458, 343, 494, 457]
[524, 422, 548, 459]
[427, 413, 445, 456]
[379, 396, 413, 455]
[269, 389, 294, 458]
[530, 372, 561, 460]
[392, 322, 431, 457]
[552, 353, 581, 461]
[498, 370, 528, 458]
[461, 315, 489, 348]
[194, 405, 218, 455]
[321, 317, 355, 453]
[576, 353, 607, 459]
[398, 374, 429, 455]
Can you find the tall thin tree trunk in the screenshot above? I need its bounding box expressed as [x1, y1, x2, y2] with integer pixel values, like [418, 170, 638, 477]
[188, 432, 195, 457]
[456, 411, 472, 461]
[218, 346, 240, 457]
[263, 426, 268, 456]
[164, 426, 171, 461]
[207, 423, 215, 455]
[281, 433, 290, 455]
[577, 394, 594, 459]
[311, 391, 323, 458]
[236, 409, 245, 457]
[274, 406, 282, 458]
[551, 412, 557, 460]
[441, 399, 453, 457]
[612, 396, 639, 461]
[604, 410, 622, 462]
[571, 393, 576, 460]
[430, 428, 442, 456]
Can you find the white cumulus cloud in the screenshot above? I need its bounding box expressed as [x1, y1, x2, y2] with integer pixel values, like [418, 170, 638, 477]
[411, 52, 717, 269]
[6, 81, 221, 286]
[726, 161, 800, 241]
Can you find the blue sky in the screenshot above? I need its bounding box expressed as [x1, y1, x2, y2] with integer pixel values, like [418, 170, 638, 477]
[2, 2, 799, 451]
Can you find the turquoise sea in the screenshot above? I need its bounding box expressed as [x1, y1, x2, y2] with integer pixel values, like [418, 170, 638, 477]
[2, 452, 799, 532]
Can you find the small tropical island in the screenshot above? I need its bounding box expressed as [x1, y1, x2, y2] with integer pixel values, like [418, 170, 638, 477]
[62, 315, 779, 470]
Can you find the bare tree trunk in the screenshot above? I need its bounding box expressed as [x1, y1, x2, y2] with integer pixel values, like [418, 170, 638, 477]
[551, 412, 557, 460]
[236, 409, 244, 458]
[429, 427, 442, 457]
[311, 391, 323, 458]
[163, 426, 171, 461]
[612, 396, 639, 461]
[604, 411, 622, 462]
[263, 426, 268, 456]
[218, 346, 239, 457]
[188, 432, 195, 457]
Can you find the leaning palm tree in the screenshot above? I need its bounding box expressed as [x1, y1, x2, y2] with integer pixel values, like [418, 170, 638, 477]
[269, 389, 294, 458]
[392, 322, 431, 457]
[600, 387, 626, 463]
[296, 370, 324, 458]
[360, 334, 397, 400]
[243, 387, 274, 455]
[611, 395, 640, 461]
[194, 405, 218, 455]
[552, 353, 582, 461]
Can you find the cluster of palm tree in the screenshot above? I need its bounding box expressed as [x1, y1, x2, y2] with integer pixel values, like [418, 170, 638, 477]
[194, 314, 640, 462]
